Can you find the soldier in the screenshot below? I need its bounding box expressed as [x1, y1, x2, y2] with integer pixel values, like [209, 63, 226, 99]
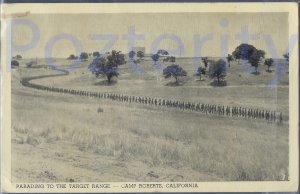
[217, 106, 220, 115]
[182, 102, 185, 110]
[279, 112, 283, 123]
[226, 106, 230, 116]
[274, 111, 277, 122]
[266, 111, 270, 120]
[145, 97, 147, 104]
[261, 110, 265, 119]
[172, 100, 176, 108]
[270, 111, 274, 121]
[246, 109, 250, 118]
[192, 103, 196, 111]
[184, 102, 187, 110]
[196, 103, 199, 111]
[178, 101, 182, 110]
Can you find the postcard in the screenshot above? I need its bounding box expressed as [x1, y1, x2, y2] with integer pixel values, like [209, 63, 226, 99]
[1, 2, 298, 192]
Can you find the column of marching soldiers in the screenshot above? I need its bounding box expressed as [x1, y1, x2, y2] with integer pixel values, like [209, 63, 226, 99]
[23, 79, 283, 123]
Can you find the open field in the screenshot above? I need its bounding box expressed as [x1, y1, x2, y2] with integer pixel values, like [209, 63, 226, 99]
[11, 57, 289, 182]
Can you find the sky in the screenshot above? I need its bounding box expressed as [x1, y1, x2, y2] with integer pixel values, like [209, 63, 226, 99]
[11, 12, 288, 58]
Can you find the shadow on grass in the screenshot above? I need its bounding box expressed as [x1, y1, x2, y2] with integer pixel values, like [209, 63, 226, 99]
[165, 81, 186, 87]
[251, 71, 261, 75]
[210, 80, 227, 87]
[265, 70, 273, 73]
[93, 80, 117, 86]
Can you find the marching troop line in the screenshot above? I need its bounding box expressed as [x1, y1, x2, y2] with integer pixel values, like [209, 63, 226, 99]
[21, 74, 283, 123]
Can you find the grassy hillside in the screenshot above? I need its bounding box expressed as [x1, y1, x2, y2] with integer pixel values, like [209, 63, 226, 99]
[11, 57, 289, 182]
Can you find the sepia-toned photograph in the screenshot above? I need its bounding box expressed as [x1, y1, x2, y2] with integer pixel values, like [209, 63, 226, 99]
[1, 3, 298, 193]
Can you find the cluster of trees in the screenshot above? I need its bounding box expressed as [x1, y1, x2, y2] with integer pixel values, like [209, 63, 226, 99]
[151, 54, 160, 64]
[88, 50, 126, 83]
[67, 51, 102, 61]
[88, 48, 229, 85]
[93, 51, 100, 58]
[209, 59, 227, 83]
[11, 55, 22, 68]
[80, 52, 89, 60]
[163, 64, 187, 83]
[195, 57, 209, 81]
[11, 60, 19, 68]
[151, 49, 176, 64]
[84, 49, 145, 83]
[162, 59, 227, 85]
[67, 54, 78, 60]
[128, 50, 145, 60]
[264, 58, 274, 72]
[12, 55, 22, 60]
[85, 44, 289, 86]
[163, 56, 176, 63]
[232, 43, 266, 73]
[231, 43, 290, 74]
[231, 44, 291, 74]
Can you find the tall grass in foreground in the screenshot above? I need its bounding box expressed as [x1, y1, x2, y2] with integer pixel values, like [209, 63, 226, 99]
[12, 81, 289, 181]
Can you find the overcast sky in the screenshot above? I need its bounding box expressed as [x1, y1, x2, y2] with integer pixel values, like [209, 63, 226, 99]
[11, 12, 288, 58]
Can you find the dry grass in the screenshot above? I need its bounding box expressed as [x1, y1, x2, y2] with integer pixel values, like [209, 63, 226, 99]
[11, 58, 289, 181]
[12, 87, 288, 181]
